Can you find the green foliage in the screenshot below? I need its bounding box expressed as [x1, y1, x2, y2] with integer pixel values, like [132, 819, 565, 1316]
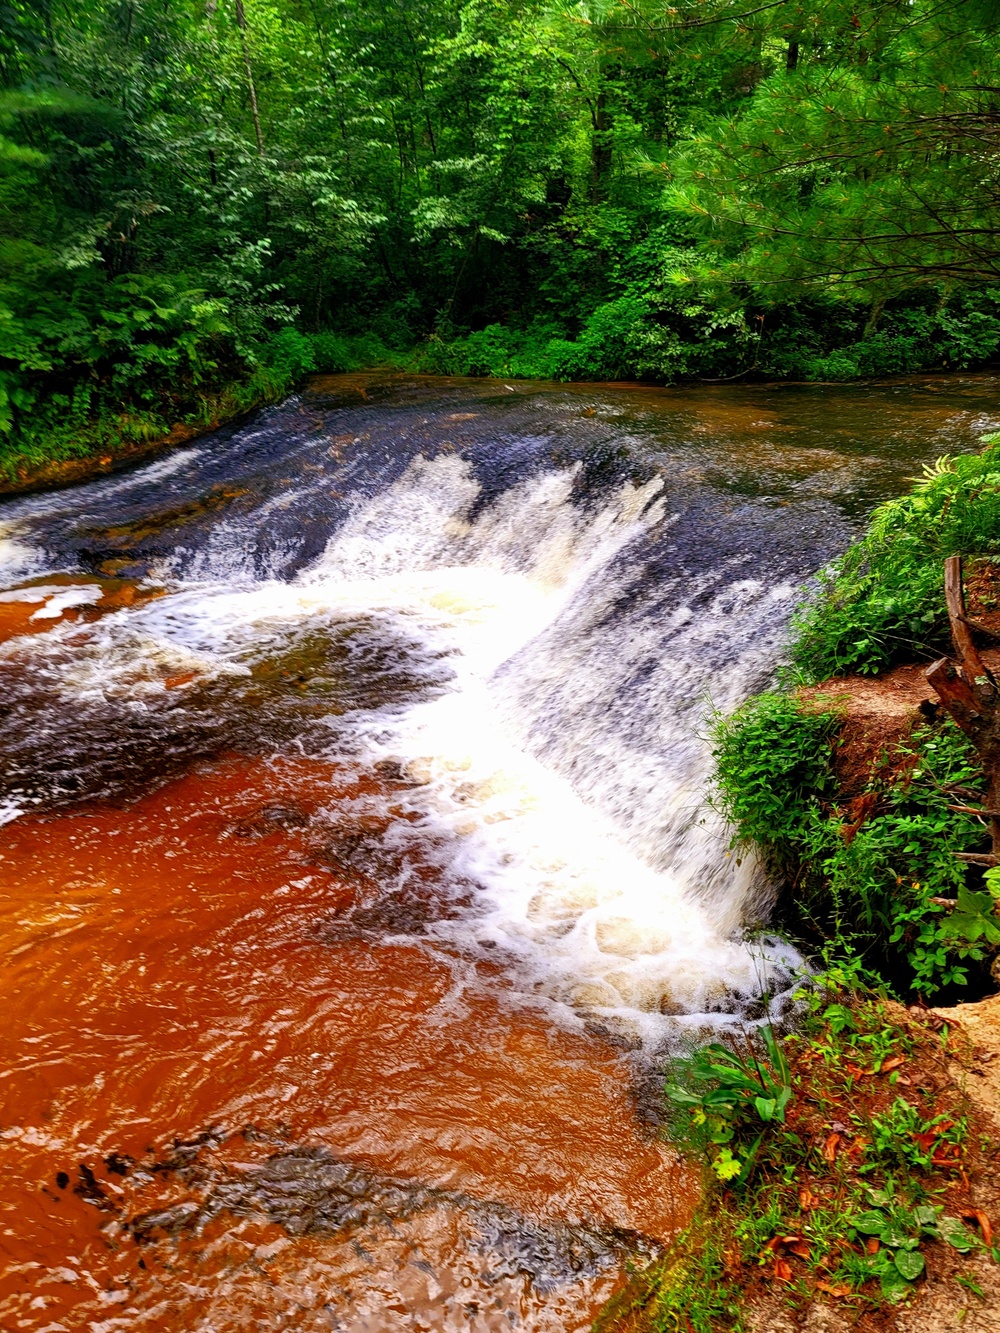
[711, 692, 840, 863]
[848, 1200, 963, 1301]
[664, 1, 1000, 295]
[666, 1025, 794, 1186]
[793, 443, 1000, 679]
[633, 992, 990, 1330]
[4, 0, 1000, 476]
[594, 1226, 743, 1333]
[713, 693, 993, 994]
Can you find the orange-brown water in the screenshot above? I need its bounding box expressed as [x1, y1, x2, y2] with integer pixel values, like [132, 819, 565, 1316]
[0, 751, 693, 1330]
[0, 575, 164, 646]
[5, 373, 1000, 1330]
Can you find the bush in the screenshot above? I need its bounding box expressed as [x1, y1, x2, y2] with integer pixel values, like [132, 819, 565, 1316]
[713, 695, 991, 995]
[711, 692, 841, 865]
[792, 443, 1000, 679]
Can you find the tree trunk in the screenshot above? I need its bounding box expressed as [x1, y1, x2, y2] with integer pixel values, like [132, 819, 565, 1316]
[234, 0, 264, 157]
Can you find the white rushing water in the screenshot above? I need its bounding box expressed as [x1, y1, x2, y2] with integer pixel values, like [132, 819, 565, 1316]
[0, 449, 807, 1047]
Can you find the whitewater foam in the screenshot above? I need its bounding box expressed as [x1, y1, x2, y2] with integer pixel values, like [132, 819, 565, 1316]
[0, 451, 805, 1047]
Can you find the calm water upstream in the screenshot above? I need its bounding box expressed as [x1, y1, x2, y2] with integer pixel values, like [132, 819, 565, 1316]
[0, 373, 998, 1331]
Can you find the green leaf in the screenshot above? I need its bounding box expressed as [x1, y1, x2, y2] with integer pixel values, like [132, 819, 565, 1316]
[880, 1269, 913, 1303]
[879, 1224, 911, 1248]
[938, 886, 1000, 946]
[712, 1148, 742, 1182]
[893, 1249, 925, 1281]
[754, 1096, 777, 1121]
[854, 1210, 889, 1234]
[938, 1217, 980, 1253]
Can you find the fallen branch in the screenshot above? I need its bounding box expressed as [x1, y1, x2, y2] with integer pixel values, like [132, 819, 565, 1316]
[926, 557, 1000, 863]
[944, 554, 991, 683]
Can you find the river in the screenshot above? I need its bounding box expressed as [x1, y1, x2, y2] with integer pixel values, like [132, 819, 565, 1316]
[0, 373, 997, 1331]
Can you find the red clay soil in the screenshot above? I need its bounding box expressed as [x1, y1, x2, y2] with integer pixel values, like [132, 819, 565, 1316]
[797, 558, 1000, 799]
[799, 664, 943, 799]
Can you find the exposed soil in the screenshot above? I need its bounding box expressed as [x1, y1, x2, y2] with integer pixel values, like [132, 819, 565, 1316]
[800, 663, 944, 799]
[780, 571, 1000, 1330]
[797, 557, 1000, 801]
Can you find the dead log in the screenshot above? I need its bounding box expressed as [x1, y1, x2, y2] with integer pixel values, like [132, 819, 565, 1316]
[944, 554, 990, 683]
[925, 556, 1000, 863]
[926, 658, 985, 734]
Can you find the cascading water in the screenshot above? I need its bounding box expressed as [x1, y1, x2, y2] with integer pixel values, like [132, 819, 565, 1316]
[1, 373, 998, 1330]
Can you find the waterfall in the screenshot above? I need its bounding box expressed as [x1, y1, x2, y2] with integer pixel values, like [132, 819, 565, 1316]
[0, 426, 831, 1048]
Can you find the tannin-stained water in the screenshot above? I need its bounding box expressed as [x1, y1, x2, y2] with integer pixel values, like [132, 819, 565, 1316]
[1, 373, 998, 1330]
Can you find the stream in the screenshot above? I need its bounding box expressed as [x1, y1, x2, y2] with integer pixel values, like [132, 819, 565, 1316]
[0, 373, 998, 1331]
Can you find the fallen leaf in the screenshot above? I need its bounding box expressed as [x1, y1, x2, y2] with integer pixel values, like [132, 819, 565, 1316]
[879, 1055, 906, 1073]
[773, 1258, 792, 1282]
[815, 1279, 851, 1297]
[866, 1237, 880, 1255]
[788, 1240, 811, 1260]
[822, 1132, 841, 1163]
[799, 1187, 817, 1210]
[962, 1210, 994, 1246]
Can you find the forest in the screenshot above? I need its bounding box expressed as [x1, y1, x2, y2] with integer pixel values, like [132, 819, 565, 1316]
[4, 0, 1000, 475]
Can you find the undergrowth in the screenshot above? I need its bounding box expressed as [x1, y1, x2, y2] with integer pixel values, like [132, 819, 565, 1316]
[791, 443, 1000, 680]
[713, 699, 996, 996]
[597, 985, 999, 1333]
[0, 323, 402, 484]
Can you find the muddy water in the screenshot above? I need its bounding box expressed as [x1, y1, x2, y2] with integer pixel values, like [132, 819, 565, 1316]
[0, 373, 998, 1331]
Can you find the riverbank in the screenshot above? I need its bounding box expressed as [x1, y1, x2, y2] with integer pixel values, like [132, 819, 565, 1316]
[624, 438, 1000, 1329]
[599, 990, 1000, 1333]
[0, 371, 293, 498]
[6, 366, 1000, 503]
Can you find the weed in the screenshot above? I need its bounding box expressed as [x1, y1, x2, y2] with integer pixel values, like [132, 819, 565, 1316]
[666, 1025, 794, 1185]
[604, 993, 995, 1332]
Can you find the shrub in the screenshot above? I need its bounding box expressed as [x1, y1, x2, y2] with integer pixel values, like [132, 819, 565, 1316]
[713, 694, 991, 995]
[711, 692, 841, 865]
[792, 444, 1000, 680]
